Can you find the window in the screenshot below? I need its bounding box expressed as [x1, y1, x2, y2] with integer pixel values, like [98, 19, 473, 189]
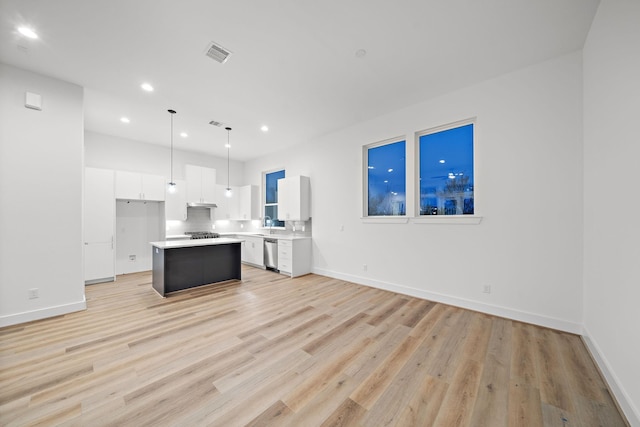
[264, 169, 285, 227]
[365, 139, 406, 216]
[418, 121, 474, 216]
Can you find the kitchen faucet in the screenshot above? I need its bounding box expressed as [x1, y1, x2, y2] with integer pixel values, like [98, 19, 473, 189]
[264, 216, 273, 234]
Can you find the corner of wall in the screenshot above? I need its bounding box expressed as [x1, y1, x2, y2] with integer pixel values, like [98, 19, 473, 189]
[581, 327, 640, 426]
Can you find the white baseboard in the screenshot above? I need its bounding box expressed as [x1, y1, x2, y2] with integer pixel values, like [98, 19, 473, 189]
[312, 267, 583, 334]
[0, 299, 87, 328]
[582, 328, 639, 427]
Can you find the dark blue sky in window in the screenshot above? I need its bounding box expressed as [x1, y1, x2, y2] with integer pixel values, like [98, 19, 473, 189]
[368, 140, 406, 215]
[368, 141, 406, 196]
[419, 124, 474, 193]
[265, 170, 285, 204]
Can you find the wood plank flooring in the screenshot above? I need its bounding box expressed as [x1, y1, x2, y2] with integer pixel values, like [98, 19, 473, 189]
[0, 266, 628, 426]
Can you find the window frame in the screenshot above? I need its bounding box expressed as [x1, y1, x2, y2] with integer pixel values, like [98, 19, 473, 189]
[413, 117, 480, 223]
[262, 168, 286, 228]
[362, 136, 408, 219]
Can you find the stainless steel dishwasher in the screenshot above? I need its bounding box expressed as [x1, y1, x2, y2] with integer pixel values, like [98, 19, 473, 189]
[264, 238, 278, 271]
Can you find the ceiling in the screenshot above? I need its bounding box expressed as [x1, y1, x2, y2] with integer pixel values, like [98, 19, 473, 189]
[0, 0, 599, 161]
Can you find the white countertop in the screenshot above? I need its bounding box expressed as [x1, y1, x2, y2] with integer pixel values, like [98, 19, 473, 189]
[150, 237, 243, 249]
[219, 232, 311, 241]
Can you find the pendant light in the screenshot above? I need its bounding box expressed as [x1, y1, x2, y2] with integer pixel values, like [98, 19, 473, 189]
[167, 109, 177, 193]
[225, 127, 232, 198]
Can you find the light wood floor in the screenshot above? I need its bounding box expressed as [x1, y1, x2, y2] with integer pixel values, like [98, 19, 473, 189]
[0, 266, 627, 426]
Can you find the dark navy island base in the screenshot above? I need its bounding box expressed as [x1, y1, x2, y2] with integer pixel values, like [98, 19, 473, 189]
[150, 239, 242, 297]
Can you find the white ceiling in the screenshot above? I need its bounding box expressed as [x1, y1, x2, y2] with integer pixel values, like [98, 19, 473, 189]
[0, 0, 599, 161]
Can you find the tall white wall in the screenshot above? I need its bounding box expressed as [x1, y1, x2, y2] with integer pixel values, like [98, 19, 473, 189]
[0, 64, 85, 326]
[245, 52, 585, 332]
[84, 131, 244, 186]
[583, 0, 640, 423]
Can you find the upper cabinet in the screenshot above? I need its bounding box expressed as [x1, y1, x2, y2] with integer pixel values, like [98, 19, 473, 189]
[186, 165, 216, 204]
[165, 179, 187, 221]
[214, 184, 259, 221]
[214, 184, 238, 220]
[277, 176, 310, 221]
[115, 171, 165, 201]
[237, 185, 259, 220]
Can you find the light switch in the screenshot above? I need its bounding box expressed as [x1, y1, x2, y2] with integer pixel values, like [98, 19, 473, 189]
[25, 92, 42, 110]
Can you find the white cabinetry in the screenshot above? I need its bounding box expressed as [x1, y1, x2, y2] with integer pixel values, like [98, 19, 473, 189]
[214, 184, 239, 220]
[237, 185, 259, 220]
[278, 238, 311, 277]
[84, 167, 115, 283]
[165, 179, 187, 221]
[277, 176, 310, 221]
[242, 235, 264, 267]
[115, 171, 165, 201]
[217, 185, 259, 220]
[186, 165, 216, 204]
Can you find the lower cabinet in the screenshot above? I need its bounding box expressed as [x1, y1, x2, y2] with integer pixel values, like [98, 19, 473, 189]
[278, 239, 311, 278]
[242, 235, 264, 267]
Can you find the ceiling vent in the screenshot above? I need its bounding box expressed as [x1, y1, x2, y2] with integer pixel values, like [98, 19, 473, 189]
[209, 120, 225, 127]
[205, 41, 232, 64]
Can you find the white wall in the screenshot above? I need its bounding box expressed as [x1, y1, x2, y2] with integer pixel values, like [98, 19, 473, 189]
[583, 0, 640, 423]
[0, 64, 85, 326]
[245, 52, 585, 333]
[85, 131, 244, 186]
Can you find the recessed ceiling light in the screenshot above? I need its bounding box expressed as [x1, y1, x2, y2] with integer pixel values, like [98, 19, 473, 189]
[388, 168, 393, 172]
[141, 83, 154, 92]
[180, 132, 188, 138]
[17, 27, 38, 39]
[261, 125, 269, 132]
[439, 159, 445, 164]
[120, 117, 130, 123]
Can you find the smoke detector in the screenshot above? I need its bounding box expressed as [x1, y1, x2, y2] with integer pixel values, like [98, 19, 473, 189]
[205, 41, 232, 64]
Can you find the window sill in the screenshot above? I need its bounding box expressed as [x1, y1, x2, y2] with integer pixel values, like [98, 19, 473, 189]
[411, 216, 483, 225]
[360, 216, 483, 225]
[361, 217, 410, 224]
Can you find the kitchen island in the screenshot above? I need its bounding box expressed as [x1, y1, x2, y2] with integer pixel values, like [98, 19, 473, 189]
[150, 237, 242, 296]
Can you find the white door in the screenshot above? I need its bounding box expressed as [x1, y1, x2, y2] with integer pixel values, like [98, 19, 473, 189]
[85, 242, 114, 280]
[115, 170, 142, 200]
[84, 168, 115, 283]
[201, 167, 217, 203]
[142, 174, 166, 201]
[165, 179, 187, 221]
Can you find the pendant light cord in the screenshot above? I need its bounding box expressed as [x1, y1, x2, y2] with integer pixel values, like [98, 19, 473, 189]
[225, 127, 232, 190]
[168, 109, 177, 184]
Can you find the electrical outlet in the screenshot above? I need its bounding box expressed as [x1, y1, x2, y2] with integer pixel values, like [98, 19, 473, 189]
[28, 288, 39, 299]
[483, 285, 491, 294]
[363, 264, 368, 271]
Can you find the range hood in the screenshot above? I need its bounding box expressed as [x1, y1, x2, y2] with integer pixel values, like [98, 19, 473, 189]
[187, 202, 217, 208]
